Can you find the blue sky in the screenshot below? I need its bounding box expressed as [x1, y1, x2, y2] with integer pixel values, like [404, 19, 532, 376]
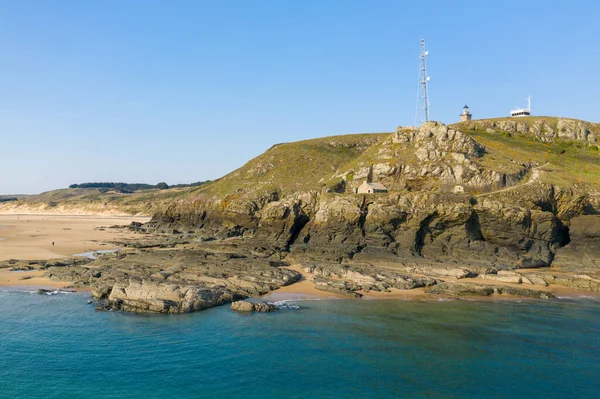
[1, 0, 598, 194]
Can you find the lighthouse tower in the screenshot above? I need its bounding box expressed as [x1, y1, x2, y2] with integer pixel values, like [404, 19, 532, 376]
[460, 105, 472, 122]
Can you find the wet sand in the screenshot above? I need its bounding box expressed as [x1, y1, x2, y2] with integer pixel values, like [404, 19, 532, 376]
[264, 265, 347, 301]
[0, 214, 150, 261]
[0, 269, 77, 290]
[0, 214, 149, 289]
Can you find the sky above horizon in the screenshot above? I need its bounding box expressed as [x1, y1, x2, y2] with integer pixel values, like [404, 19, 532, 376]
[1, 0, 599, 194]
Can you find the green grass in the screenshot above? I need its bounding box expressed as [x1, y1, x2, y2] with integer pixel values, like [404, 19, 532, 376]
[7, 117, 600, 214]
[465, 128, 600, 186]
[195, 133, 390, 199]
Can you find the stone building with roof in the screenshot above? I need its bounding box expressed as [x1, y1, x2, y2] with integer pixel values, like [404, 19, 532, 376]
[356, 181, 388, 194]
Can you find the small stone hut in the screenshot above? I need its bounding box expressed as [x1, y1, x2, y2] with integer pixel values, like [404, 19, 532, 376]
[356, 181, 388, 194]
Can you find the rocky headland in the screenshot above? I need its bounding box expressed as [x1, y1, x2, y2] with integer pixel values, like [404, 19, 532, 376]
[3, 116, 599, 313]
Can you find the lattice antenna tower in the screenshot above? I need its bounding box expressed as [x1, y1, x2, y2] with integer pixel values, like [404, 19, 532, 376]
[415, 38, 430, 126]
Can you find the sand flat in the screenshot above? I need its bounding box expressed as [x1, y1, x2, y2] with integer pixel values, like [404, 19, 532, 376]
[0, 214, 150, 261]
[0, 269, 75, 289]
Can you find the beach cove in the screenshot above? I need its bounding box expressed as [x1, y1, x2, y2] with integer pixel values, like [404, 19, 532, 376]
[1, 214, 599, 399]
[1, 214, 599, 304]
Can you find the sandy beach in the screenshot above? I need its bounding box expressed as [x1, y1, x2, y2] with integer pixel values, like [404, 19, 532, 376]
[0, 214, 149, 289]
[0, 214, 150, 261]
[263, 265, 348, 301]
[0, 269, 77, 289]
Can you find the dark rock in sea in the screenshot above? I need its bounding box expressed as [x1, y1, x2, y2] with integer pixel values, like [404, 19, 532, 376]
[231, 301, 277, 312]
[103, 279, 243, 314]
[427, 283, 495, 297]
[426, 282, 556, 299]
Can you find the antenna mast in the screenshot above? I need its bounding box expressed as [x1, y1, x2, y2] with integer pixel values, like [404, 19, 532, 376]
[415, 38, 430, 126]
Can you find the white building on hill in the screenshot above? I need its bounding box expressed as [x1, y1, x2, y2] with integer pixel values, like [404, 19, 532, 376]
[511, 96, 532, 117]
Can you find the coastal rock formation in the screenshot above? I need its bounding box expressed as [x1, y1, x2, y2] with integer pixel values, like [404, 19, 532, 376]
[46, 249, 301, 314]
[106, 279, 239, 313]
[458, 118, 599, 145]
[393, 122, 485, 159]
[10, 116, 594, 313]
[552, 215, 600, 271]
[426, 282, 556, 299]
[230, 301, 277, 312]
[305, 263, 438, 292]
[138, 117, 600, 307]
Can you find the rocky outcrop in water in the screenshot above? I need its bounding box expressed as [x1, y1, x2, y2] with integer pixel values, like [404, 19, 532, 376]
[426, 282, 556, 299]
[46, 249, 301, 314]
[231, 301, 277, 312]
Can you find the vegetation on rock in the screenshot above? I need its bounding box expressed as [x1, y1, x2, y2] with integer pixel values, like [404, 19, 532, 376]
[3, 116, 599, 312]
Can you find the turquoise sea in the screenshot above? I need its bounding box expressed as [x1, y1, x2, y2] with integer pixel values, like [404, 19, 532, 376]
[0, 290, 598, 399]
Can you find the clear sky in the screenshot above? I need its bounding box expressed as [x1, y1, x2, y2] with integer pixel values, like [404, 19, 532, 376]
[1, 0, 599, 194]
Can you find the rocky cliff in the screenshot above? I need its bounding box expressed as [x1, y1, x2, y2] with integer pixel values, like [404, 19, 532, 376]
[12, 116, 597, 313]
[139, 117, 600, 301]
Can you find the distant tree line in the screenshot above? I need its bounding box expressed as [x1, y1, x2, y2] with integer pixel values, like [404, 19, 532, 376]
[68, 181, 209, 193]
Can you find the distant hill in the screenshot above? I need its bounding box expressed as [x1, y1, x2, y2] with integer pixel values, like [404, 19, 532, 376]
[0, 186, 199, 216]
[0, 181, 210, 216]
[68, 181, 208, 193]
[0, 195, 28, 203]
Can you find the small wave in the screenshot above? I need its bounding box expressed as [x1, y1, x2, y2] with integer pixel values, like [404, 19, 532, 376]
[556, 295, 600, 300]
[39, 289, 75, 296]
[271, 300, 301, 310]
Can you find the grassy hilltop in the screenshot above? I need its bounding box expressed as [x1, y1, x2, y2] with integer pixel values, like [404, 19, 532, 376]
[179, 115, 600, 204]
[2, 116, 599, 216]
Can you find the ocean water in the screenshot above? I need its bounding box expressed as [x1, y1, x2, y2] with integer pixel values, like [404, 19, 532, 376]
[0, 290, 598, 399]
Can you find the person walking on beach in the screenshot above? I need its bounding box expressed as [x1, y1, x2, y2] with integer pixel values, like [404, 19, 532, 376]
[52, 241, 55, 247]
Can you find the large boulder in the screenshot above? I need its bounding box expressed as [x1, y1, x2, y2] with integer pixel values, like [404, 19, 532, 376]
[231, 301, 277, 312]
[105, 279, 240, 314]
